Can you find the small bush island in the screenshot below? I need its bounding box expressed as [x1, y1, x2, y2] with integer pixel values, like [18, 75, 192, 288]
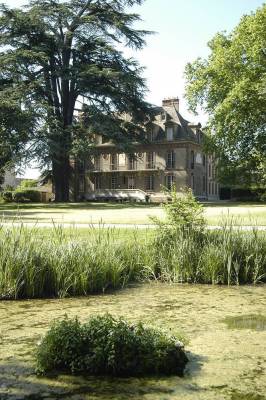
[36, 314, 188, 377]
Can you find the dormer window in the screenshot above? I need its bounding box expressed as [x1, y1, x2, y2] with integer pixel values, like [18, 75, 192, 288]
[166, 127, 173, 141]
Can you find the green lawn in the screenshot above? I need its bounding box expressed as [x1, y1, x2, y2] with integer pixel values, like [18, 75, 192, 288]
[0, 201, 265, 226]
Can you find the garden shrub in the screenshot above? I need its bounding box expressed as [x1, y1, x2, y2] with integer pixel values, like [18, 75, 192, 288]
[152, 186, 206, 243]
[36, 314, 188, 377]
[259, 191, 266, 202]
[2, 190, 13, 202]
[13, 189, 41, 203]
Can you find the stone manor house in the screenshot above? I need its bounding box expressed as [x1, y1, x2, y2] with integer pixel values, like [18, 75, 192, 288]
[73, 97, 219, 202]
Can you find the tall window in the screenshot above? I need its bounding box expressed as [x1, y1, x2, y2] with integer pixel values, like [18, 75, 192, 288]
[208, 158, 212, 177]
[79, 175, 85, 192]
[166, 175, 174, 190]
[77, 160, 85, 173]
[145, 175, 154, 191]
[111, 175, 117, 189]
[166, 127, 174, 141]
[128, 154, 136, 170]
[191, 150, 195, 169]
[118, 153, 126, 168]
[191, 173, 194, 190]
[128, 176, 135, 189]
[94, 155, 101, 170]
[203, 175, 206, 193]
[110, 154, 118, 170]
[95, 176, 101, 189]
[147, 129, 154, 142]
[146, 152, 155, 169]
[166, 151, 175, 168]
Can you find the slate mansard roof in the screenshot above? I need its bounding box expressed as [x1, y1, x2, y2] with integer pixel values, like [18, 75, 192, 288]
[94, 97, 203, 148]
[146, 97, 202, 143]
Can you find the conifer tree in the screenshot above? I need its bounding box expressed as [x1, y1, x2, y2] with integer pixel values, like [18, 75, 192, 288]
[0, 0, 150, 201]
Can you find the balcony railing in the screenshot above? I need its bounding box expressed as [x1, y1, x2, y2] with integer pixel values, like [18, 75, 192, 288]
[91, 160, 165, 172]
[146, 161, 156, 169]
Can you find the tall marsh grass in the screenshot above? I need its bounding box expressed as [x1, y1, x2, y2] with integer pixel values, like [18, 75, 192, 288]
[0, 222, 265, 299]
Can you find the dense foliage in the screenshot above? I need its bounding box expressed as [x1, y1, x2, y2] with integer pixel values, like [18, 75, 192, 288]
[185, 5, 266, 188]
[0, 0, 151, 201]
[36, 314, 188, 376]
[18, 179, 38, 189]
[1, 190, 13, 202]
[12, 189, 41, 203]
[1, 188, 40, 202]
[0, 221, 265, 300]
[151, 186, 206, 239]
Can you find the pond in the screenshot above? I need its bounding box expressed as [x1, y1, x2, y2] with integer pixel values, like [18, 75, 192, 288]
[0, 283, 265, 400]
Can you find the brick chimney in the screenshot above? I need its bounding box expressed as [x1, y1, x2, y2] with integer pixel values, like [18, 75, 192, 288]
[162, 97, 179, 111]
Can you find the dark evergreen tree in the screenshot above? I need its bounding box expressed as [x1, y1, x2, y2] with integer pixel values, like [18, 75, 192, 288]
[0, 0, 151, 201]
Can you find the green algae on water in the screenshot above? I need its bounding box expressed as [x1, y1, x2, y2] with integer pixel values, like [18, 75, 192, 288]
[223, 314, 266, 331]
[1, 284, 266, 400]
[230, 389, 266, 400]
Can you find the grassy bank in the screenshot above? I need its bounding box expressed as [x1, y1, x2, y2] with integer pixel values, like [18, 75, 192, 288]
[0, 223, 265, 299]
[0, 201, 265, 225]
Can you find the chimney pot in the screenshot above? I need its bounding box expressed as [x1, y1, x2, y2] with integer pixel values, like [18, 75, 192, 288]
[162, 97, 179, 111]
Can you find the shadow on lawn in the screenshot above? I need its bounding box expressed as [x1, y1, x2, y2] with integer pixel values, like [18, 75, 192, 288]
[201, 201, 266, 208]
[0, 202, 159, 212]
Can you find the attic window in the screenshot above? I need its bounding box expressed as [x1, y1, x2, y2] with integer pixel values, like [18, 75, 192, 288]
[161, 112, 166, 120]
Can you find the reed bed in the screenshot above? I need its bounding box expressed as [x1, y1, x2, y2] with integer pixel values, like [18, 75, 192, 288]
[0, 222, 265, 299]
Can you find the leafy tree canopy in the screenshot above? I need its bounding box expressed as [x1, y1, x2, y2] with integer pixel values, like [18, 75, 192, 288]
[18, 178, 38, 189]
[185, 5, 266, 188]
[0, 0, 151, 200]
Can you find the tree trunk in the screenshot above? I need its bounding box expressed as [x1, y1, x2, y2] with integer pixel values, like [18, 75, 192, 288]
[53, 155, 70, 202]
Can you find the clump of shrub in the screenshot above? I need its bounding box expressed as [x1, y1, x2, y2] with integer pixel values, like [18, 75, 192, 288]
[36, 314, 188, 377]
[13, 189, 40, 203]
[1, 189, 41, 203]
[152, 186, 206, 244]
[1, 190, 13, 202]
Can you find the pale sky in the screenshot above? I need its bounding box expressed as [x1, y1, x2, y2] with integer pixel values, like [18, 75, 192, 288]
[2, 0, 264, 178]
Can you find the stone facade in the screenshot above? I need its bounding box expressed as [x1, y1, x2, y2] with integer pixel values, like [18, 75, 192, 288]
[75, 98, 219, 201]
